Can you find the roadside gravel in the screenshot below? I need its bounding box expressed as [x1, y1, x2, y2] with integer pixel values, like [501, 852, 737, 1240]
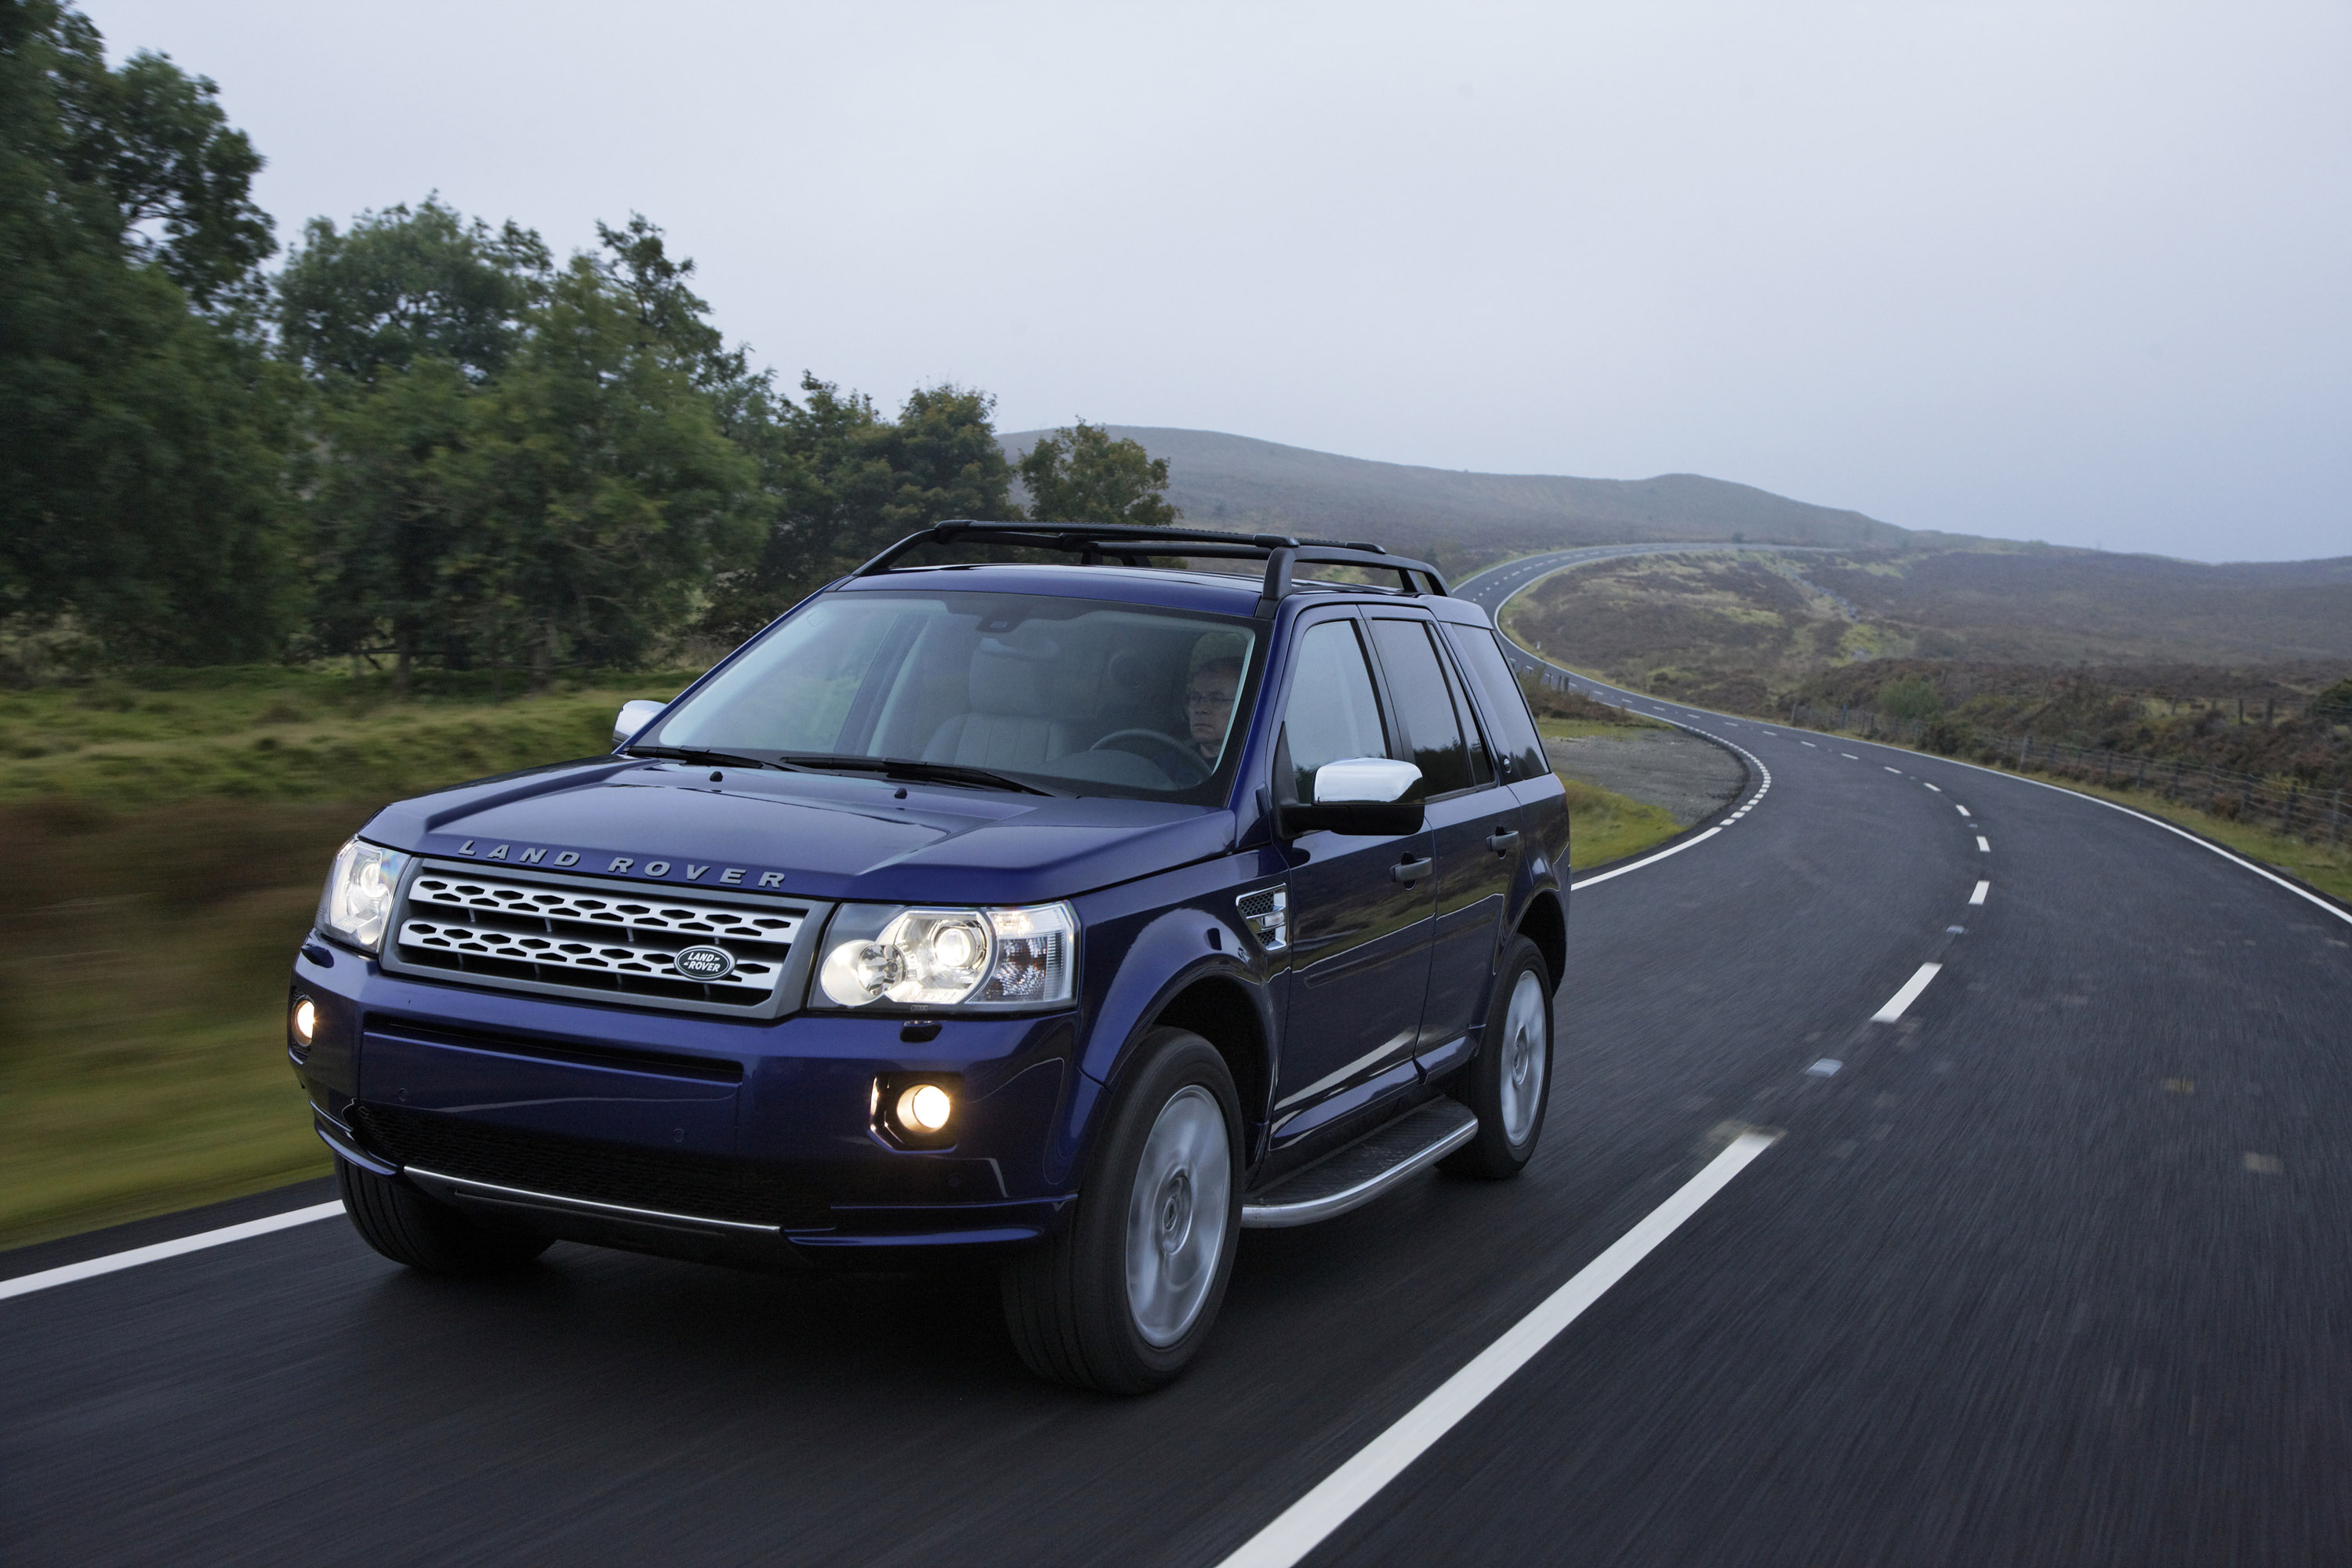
[1546, 728, 1746, 827]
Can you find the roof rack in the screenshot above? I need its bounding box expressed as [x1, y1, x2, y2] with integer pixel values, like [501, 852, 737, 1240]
[850, 521, 1450, 618]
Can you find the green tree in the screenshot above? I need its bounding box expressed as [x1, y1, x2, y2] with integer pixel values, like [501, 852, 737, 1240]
[466, 252, 760, 686]
[1, 0, 298, 663]
[702, 378, 1018, 640]
[280, 199, 553, 688]
[277, 196, 548, 383]
[1017, 419, 1179, 528]
[303, 357, 481, 688]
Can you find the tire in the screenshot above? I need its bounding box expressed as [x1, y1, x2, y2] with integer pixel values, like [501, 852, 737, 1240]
[336, 1156, 553, 1274]
[1001, 1029, 1242, 1393]
[1443, 935, 1554, 1179]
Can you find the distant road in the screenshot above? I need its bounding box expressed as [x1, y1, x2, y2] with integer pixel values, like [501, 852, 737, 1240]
[4, 547, 2347, 1566]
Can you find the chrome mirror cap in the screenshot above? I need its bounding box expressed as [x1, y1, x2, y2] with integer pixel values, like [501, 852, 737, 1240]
[1312, 757, 1421, 805]
[613, 699, 667, 747]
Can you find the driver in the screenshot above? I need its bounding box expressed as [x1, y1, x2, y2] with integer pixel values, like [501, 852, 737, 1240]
[1185, 653, 1243, 768]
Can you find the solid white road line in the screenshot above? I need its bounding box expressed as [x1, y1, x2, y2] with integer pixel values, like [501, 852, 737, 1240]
[1976, 836, 1991, 852]
[1970, 880, 1990, 905]
[1214, 1131, 1781, 1568]
[1570, 829, 1721, 889]
[1871, 963, 1944, 1023]
[0, 1201, 346, 1303]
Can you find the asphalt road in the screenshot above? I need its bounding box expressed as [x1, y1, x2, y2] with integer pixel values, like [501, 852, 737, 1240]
[6, 548, 2349, 1566]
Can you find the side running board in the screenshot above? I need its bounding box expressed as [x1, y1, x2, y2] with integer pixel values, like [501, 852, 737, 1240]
[1240, 1099, 1479, 1229]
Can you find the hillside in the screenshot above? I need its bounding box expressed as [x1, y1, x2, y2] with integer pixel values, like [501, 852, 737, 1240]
[1000, 426, 1908, 557]
[1001, 426, 2352, 672]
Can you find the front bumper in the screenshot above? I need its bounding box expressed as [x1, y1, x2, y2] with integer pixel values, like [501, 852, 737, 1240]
[290, 939, 1080, 1266]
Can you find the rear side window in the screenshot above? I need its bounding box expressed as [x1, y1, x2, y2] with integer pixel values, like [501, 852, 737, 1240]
[1443, 625, 1548, 783]
[1282, 619, 1388, 800]
[1367, 619, 1477, 799]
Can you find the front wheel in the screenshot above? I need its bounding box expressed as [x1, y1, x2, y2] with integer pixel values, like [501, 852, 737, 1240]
[1443, 935, 1554, 1178]
[336, 1156, 553, 1274]
[1001, 1029, 1241, 1393]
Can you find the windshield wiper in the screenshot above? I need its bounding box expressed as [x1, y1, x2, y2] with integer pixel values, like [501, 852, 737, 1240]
[779, 753, 1062, 797]
[622, 745, 804, 773]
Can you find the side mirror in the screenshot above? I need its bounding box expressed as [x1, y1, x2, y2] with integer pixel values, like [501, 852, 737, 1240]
[1276, 757, 1425, 837]
[613, 699, 667, 747]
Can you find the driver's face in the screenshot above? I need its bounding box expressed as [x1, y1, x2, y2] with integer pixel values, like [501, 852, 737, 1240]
[1186, 669, 1239, 757]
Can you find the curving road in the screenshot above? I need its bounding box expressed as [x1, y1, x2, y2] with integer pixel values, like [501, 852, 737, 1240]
[5, 549, 2350, 1566]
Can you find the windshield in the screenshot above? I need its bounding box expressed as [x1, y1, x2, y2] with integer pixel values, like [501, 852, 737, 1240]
[644, 590, 1263, 802]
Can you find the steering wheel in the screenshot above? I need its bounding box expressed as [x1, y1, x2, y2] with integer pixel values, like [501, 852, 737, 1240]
[1090, 728, 1211, 786]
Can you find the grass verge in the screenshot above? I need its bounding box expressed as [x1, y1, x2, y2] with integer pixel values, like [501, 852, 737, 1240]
[1991, 769, 2352, 903]
[1557, 775, 1685, 870]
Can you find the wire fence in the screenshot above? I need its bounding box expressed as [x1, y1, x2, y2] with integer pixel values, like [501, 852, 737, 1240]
[1780, 699, 2350, 847]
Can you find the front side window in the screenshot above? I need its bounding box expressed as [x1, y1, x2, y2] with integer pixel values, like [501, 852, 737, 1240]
[1281, 619, 1388, 801]
[644, 591, 1260, 802]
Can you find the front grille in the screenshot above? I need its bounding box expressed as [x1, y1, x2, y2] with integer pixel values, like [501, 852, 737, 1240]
[392, 866, 804, 1011]
[352, 1104, 828, 1229]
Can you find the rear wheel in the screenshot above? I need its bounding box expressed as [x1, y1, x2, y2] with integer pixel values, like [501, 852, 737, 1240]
[336, 1156, 552, 1274]
[1001, 1029, 1241, 1392]
[1443, 935, 1553, 1178]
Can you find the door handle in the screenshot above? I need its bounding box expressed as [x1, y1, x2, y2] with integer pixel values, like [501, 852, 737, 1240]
[1390, 856, 1432, 885]
[1485, 828, 1520, 855]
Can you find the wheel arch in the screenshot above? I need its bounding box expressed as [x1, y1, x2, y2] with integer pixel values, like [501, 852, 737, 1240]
[1517, 887, 1566, 993]
[1147, 973, 1271, 1144]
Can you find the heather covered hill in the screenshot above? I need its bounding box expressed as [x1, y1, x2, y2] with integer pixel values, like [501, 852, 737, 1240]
[1803, 549, 2352, 666]
[1502, 550, 2352, 715]
[1000, 426, 1907, 556]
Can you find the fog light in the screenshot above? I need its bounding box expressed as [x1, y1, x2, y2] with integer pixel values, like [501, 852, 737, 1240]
[896, 1083, 953, 1133]
[292, 996, 318, 1046]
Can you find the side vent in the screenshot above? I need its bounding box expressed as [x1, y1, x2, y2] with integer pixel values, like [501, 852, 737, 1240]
[1236, 886, 1288, 953]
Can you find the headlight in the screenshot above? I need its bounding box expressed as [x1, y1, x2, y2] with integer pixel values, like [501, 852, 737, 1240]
[317, 838, 409, 953]
[815, 902, 1076, 1010]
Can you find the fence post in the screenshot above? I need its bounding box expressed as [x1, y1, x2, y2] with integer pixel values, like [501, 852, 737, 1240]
[2332, 788, 2344, 844]
[2283, 782, 2299, 837]
[2134, 757, 2147, 790]
[2205, 763, 2217, 808]
[2169, 758, 2183, 798]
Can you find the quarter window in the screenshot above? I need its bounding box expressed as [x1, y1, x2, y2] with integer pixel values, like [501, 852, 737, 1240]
[1443, 626, 1548, 783]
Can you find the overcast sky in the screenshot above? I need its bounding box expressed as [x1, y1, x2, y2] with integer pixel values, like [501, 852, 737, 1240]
[88, 2, 2351, 562]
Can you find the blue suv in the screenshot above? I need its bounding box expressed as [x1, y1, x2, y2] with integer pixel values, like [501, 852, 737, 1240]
[289, 524, 1569, 1392]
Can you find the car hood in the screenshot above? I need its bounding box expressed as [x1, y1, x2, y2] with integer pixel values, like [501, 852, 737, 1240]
[361, 758, 1235, 906]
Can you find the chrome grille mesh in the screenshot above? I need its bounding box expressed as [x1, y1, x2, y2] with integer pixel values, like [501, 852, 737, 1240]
[393, 868, 804, 1009]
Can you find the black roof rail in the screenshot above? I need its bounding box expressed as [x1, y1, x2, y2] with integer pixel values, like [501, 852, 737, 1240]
[849, 521, 1450, 617]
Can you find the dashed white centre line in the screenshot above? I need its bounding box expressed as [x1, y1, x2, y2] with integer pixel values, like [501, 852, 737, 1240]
[1214, 1131, 1781, 1568]
[1922, 782, 1942, 793]
[1970, 880, 1990, 905]
[1801, 741, 1817, 748]
[1841, 753, 1859, 760]
[1871, 963, 1944, 1023]
[1955, 804, 1970, 817]
[1883, 766, 1902, 775]
[1976, 836, 1991, 852]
